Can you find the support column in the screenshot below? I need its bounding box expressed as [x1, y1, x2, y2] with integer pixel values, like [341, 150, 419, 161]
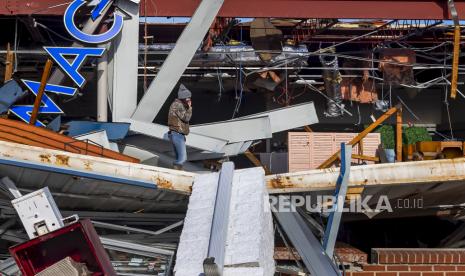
[111, 0, 140, 121]
[97, 48, 108, 122]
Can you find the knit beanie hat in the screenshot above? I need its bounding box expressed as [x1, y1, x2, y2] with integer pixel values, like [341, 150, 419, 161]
[178, 84, 192, 99]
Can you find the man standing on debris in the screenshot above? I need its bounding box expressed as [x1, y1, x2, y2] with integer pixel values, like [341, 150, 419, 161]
[168, 84, 193, 170]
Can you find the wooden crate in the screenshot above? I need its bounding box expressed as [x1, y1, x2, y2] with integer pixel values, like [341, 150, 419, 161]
[288, 132, 381, 172]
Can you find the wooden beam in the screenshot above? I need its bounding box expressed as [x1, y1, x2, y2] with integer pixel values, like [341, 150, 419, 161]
[29, 59, 53, 126]
[351, 154, 379, 162]
[4, 43, 14, 82]
[304, 126, 313, 132]
[396, 106, 403, 162]
[451, 25, 461, 99]
[317, 105, 399, 169]
[244, 150, 271, 175]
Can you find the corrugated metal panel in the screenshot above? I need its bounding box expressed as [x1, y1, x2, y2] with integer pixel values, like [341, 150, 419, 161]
[288, 132, 381, 172]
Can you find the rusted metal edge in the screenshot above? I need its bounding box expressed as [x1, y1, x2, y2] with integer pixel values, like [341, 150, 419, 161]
[266, 158, 465, 194]
[0, 140, 194, 194]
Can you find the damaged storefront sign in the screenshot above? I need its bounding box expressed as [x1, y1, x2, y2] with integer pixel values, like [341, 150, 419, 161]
[9, 0, 124, 126]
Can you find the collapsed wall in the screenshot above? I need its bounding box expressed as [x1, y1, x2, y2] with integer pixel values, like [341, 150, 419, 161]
[174, 167, 275, 275]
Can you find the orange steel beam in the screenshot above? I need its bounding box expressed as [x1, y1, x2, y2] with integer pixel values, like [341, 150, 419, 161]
[0, 119, 139, 163]
[2, 0, 465, 19]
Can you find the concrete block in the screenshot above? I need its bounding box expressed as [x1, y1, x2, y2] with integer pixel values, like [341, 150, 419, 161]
[174, 173, 219, 276]
[175, 167, 275, 276]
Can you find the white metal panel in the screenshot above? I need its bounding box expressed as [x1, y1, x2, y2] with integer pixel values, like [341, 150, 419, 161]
[240, 141, 254, 153]
[190, 116, 272, 143]
[222, 142, 245, 156]
[242, 102, 318, 133]
[121, 145, 160, 166]
[74, 130, 112, 150]
[123, 119, 228, 153]
[186, 141, 254, 161]
[131, 0, 225, 122]
[0, 140, 195, 194]
[111, 0, 139, 121]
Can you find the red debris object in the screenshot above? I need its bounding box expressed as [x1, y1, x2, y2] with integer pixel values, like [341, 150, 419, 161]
[9, 219, 116, 276]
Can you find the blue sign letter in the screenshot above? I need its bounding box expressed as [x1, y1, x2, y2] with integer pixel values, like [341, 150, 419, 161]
[44, 47, 105, 88]
[64, 0, 124, 44]
[9, 80, 72, 127]
[91, 0, 112, 21]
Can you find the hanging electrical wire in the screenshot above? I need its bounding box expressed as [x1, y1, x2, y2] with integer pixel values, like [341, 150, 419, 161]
[143, 0, 149, 93]
[35, 21, 75, 42]
[443, 45, 455, 140]
[216, 67, 224, 102]
[295, 73, 353, 116]
[232, 25, 245, 118]
[25, 1, 73, 14]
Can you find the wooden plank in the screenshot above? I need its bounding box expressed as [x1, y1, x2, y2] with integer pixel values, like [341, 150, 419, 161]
[304, 126, 313, 132]
[244, 150, 271, 175]
[358, 138, 364, 161]
[396, 107, 403, 162]
[351, 154, 379, 162]
[451, 25, 461, 99]
[317, 106, 399, 169]
[29, 59, 53, 125]
[4, 43, 14, 82]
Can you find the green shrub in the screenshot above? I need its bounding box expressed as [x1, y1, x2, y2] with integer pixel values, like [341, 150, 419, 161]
[403, 126, 432, 145]
[372, 125, 431, 149]
[376, 125, 395, 149]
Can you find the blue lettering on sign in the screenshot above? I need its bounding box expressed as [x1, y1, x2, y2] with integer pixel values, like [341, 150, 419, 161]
[9, 80, 75, 127]
[64, 0, 123, 44]
[91, 0, 112, 21]
[10, 0, 124, 126]
[44, 47, 105, 88]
